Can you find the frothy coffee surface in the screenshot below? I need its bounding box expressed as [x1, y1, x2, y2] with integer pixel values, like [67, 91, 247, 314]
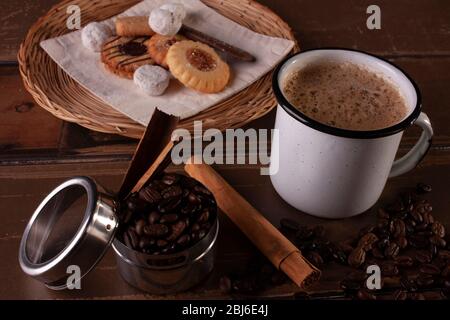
[283, 61, 409, 131]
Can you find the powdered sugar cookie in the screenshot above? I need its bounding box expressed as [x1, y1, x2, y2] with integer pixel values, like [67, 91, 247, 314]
[166, 40, 230, 93]
[82, 22, 113, 52]
[160, 3, 187, 21]
[149, 8, 182, 37]
[134, 65, 170, 96]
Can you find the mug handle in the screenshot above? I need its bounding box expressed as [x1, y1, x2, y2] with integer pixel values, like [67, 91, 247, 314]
[389, 112, 433, 178]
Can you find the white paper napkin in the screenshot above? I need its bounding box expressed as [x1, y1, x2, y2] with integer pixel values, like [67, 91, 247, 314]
[40, 0, 295, 125]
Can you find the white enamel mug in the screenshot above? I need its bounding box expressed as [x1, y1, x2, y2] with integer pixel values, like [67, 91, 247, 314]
[270, 49, 433, 219]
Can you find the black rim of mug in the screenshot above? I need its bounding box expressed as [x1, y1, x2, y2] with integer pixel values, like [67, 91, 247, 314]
[272, 48, 423, 139]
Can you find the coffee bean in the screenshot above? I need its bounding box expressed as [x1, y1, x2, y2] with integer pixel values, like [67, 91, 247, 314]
[306, 251, 324, 268]
[387, 198, 405, 213]
[139, 186, 162, 204]
[177, 234, 191, 247]
[191, 223, 201, 233]
[348, 246, 366, 268]
[356, 289, 376, 300]
[161, 185, 183, 199]
[337, 241, 354, 254]
[419, 263, 441, 276]
[396, 236, 408, 249]
[401, 276, 418, 292]
[414, 250, 432, 264]
[181, 203, 197, 215]
[438, 250, 450, 260]
[139, 236, 154, 250]
[430, 235, 446, 248]
[431, 222, 445, 238]
[372, 247, 385, 259]
[156, 239, 168, 248]
[158, 197, 181, 213]
[408, 292, 425, 300]
[393, 290, 408, 300]
[381, 261, 399, 277]
[410, 209, 423, 223]
[441, 265, 450, 278]
[148, 211, 161, 224]
[377, 236, 390, 250]
[395, 255, 414, 267]
[296, 226, 314, 240]
[197, 208, 210, 224]
[392, 219, 406, 238]
[409, 234, 428, 248]
[143, 224, 169, 238]
[416, 182, 432, 194]
[280, 218, 300, 232]
[135, 219, 146, 236]
[358, 232, 378, 251]
[384, 242, 400, 259]
[167, 220, 187, 241]
[340, 278, 361, 291]
[162, 174, 180, 185]
[422, 211, 434, 225]
[187, 192, 201, 205]
[159, 213, 179, 224]
[428, 244, 438, 257]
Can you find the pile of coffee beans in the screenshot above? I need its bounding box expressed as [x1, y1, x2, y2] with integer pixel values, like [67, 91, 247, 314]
[220, 183, 449, 300]
[118, 173, 217, 255]
[340, 183, 450, 300]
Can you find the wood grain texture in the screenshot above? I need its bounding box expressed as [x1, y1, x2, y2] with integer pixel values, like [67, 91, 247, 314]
[0, 149, 448, 299]
[2, 0, 450, 61]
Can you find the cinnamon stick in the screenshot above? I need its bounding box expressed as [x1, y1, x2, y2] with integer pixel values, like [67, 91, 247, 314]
[118, 109, 179, 199]
[184, 160, 321, 288]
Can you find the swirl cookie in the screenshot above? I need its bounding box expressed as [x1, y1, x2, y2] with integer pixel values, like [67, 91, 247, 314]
[101, 36, 155, 79]
[166, 41, 230, 93]
[146, 34, 185, 68]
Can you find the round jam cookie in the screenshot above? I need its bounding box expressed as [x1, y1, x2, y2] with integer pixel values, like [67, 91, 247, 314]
[160, 3, 187, 21]
[82, 22, 113, 52]
[101, 36, 155, 79]
[146, 34, 185, 68]
[166, 41, 231, 93]
[149, 7, 182, 36]
[134, 65, 170, 96]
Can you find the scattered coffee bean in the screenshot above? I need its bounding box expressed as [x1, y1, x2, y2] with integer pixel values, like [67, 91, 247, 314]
[419, 263, 441, 276]
[416, 182, 432, 194]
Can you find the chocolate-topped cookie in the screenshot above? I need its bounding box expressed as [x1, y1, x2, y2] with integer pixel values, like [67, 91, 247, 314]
[101, 36, 155, 79]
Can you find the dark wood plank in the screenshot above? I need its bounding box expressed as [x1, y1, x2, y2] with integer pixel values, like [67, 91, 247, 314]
[263, 0, 450, 56]
[1, 0, 450, 62]
[0, 149, 448, 299]
[0, 65, 62, 150]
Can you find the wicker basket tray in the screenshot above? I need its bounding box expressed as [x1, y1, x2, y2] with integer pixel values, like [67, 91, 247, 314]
[18, 0, 299, 139]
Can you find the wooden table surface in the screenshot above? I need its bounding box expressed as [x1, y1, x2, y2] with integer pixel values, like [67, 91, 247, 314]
[0, 0, 449, 299]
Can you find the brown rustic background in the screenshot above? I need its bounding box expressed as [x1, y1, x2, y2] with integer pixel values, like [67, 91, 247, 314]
[0, 0, 449, 299]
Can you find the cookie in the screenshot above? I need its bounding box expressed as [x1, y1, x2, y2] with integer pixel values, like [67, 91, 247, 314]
[149, 7, 182, 36]
[166, 40, 230, 93]
[101, 36, 154, 79]
[82, 22, 113, 52]
[134, 65, 170, 96]
[146, 34, 185, 68]
[116, 16, 155, 37]
[160, 3, 187, 21]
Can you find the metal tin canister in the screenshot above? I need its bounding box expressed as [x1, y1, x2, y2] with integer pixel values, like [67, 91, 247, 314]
[18, 176, 219, 293]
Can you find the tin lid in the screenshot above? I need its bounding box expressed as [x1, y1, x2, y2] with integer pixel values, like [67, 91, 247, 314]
[18, 176, 119, 290]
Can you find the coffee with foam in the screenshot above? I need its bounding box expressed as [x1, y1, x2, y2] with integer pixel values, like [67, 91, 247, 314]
[282, 61, 409, 131]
